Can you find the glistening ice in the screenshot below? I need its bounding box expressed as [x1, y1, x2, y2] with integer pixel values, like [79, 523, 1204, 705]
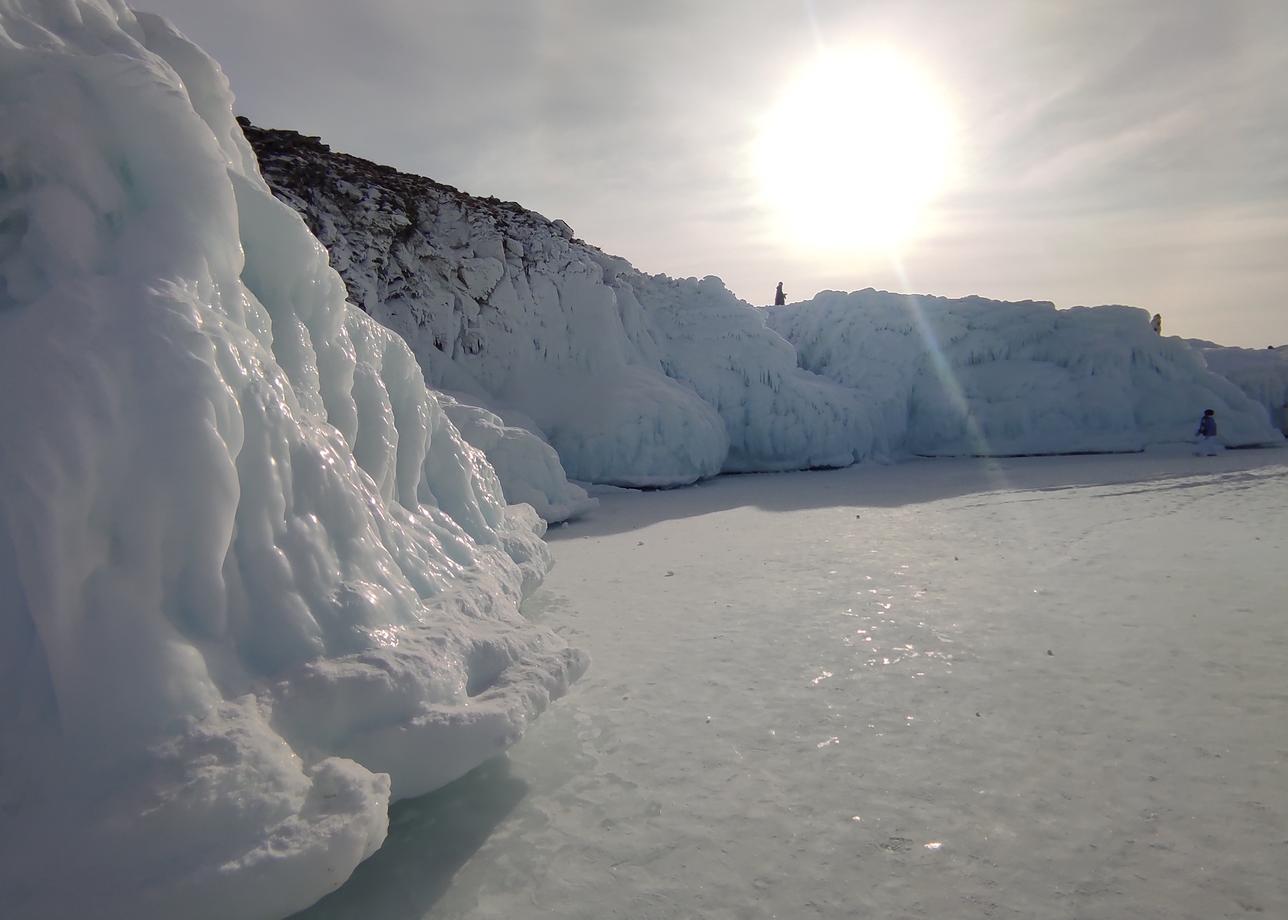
[0, 3, 585, 918]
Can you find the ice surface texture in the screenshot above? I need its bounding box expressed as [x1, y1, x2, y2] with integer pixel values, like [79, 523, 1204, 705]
[767, 291, 1283, 456]
[250, 126, 1281, 481]
[0, 2, 585, 918]
[438, 395, 598, 522]
[1187, 340, 1288, 429]
[248, 125, 872, 487]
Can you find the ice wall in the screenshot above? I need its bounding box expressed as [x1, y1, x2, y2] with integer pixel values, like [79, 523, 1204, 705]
[1187, 340, 1288, 432]
[438, 395, 598, 521]
[0, 3, 585, 918]
[248, 124, 871, 486]
[767, 291, 1283, 455]
[250, 123, 1285, 479]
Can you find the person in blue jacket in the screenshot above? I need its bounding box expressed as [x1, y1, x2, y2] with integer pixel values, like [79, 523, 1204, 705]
[1194, 409, 1220, 455]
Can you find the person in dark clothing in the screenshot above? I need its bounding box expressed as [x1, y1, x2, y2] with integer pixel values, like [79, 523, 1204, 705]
[1150, 313, 1162, 335]
[1194, 409, 1220, 455]
[774, 282, 786, 306]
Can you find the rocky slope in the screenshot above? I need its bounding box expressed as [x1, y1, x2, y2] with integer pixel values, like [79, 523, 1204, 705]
[244, 121, 1283, 470]
[242, 119, 872, 487]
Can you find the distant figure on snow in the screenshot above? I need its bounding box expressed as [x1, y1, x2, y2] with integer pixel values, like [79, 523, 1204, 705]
[774, 282, 786, 306]
[1194, 409, 1220, 456]
[1150, 313, 1162, 335]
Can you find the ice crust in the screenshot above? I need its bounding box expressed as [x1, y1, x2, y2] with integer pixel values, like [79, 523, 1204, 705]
[249, 126, 871, 487]
[438, 394, 598, 522]
[1187, 340, 1288, 430]
[0, 2, 585, 918]
[1, 3, 1281, 916]
[766, 291, 1283, 455]
[250, 126, 1281, 481]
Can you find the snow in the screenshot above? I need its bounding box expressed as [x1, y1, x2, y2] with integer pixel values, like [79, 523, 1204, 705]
[293, 450, 1288, 920]
[0, 3, 584, 918]
[767, 290, 1284, 456]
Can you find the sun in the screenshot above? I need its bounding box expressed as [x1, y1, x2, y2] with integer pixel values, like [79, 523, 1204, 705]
[755, 47, 958, 253]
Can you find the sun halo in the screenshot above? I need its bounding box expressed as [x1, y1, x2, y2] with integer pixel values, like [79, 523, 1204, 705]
[755, 48, 958, 253]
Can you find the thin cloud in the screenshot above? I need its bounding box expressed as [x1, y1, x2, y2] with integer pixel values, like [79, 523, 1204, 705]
[138, 0, 1286, 345]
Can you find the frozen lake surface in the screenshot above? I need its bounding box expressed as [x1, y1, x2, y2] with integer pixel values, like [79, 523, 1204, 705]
[295, 449, 1288, 920]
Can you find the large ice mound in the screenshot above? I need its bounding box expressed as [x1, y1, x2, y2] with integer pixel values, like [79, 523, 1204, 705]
[248, 123, 1282, 479]
[1187, 340, 1288, 433]
[766, 290, 1283, 455]
[0, 2, 585, 918]
[247, 123, 870, 486]
[438, 394, 598, 521]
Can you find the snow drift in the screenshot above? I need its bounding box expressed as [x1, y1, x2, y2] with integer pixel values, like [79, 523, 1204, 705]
[766, 290, 1283, 455]
[0, 3, 585, 918]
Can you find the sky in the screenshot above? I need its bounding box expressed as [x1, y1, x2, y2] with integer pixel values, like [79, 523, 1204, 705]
[140, 0, 1287, 347]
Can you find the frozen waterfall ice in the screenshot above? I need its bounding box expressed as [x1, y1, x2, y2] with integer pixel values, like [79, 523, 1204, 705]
[0, 2, 585, 918]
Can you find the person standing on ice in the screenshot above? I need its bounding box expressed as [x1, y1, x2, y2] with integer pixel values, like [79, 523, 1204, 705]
[774, 282, 786, 306]
[1151, 313, 1163, 335]
[1194, 409, 1220, 455]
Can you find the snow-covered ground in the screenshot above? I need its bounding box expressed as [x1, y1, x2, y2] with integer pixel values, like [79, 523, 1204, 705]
[294, 449, 1288, 920]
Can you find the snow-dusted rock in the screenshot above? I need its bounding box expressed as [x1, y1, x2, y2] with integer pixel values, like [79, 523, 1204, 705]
[0, 3, 584, 918]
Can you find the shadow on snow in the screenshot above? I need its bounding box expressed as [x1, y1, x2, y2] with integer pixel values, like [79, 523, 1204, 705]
[288, 755, 528, 920]
[549, 448, 1287, 540]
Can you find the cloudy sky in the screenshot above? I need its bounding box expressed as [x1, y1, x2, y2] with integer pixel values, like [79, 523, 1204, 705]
[142, 0, 1286, 346]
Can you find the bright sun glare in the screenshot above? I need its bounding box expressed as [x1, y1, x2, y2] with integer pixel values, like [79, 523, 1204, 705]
[756, 47, 957, 253]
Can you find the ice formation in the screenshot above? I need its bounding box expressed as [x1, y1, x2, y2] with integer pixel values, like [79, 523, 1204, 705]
[0, 3, 585, 918]
[766, 291, 1283, 455]
[248, 125, 1282, 478]
[1187, 340, 1288, 433]
[0, 1, 1279, 914]
[438, 395, 597, 522]
[248, 124, 870, 486]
